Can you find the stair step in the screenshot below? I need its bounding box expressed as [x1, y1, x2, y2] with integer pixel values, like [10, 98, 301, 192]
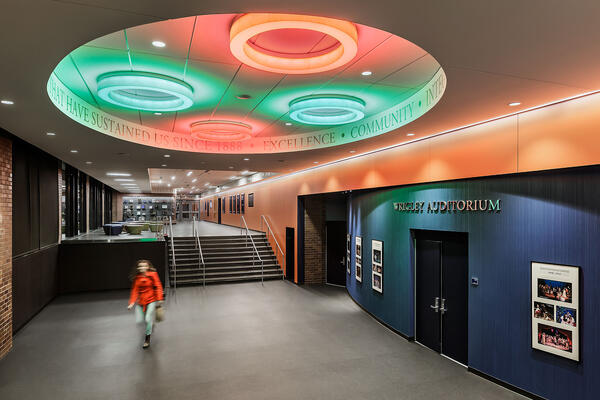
[170, 264, 280, 273]
[170, 268, 282, 278]
[172, 273, 283, 285]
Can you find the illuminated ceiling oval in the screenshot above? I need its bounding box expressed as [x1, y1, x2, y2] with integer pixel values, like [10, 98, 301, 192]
[47, 12, 446, 154]
[229, 13, 358, 74]
[96, 71, 194, 111]
[289, 95, 366, 125]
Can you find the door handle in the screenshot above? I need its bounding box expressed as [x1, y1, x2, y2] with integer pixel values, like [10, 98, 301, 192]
[440, 298, 447, 315]
[430, 297, 439, 312]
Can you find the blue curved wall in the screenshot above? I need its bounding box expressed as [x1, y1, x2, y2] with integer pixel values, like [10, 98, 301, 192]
[346, 166, 600, 400]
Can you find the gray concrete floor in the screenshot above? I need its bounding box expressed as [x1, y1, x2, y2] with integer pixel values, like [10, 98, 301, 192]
[0, 282, 524, 400]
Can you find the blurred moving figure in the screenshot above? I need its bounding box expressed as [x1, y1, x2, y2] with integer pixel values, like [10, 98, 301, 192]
[128, 260, 164, 349]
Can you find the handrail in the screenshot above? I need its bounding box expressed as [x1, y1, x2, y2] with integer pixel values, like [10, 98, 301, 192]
[169, 216, 176, 290]
[240, 215, 264, 285]
[192, 217, 206, 288]
[260, 215, 285, 281]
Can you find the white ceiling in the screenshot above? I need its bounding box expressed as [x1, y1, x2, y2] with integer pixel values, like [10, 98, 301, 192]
[0, 1, 599, 193]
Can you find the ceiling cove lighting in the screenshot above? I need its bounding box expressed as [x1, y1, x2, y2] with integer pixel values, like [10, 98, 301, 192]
[96, 71, 194, 111]
[289, 94, 366, 125]
[229, 13, 358, 74]
[190, 120, 252, 141]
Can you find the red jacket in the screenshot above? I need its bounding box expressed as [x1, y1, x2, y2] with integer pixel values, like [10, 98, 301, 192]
[129, 271, 164, 309]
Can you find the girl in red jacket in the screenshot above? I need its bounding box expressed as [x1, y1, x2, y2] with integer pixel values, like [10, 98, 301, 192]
[128, 260, 164, 349]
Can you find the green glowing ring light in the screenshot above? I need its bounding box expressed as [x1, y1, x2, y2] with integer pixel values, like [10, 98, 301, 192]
[289, 94, 366, 125]
[96, 71, 194, 111]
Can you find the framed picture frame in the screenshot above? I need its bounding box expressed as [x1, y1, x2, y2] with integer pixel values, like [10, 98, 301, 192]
[346, 234, 351, 275]
[355, 236, 362, 282]
[372, 240, 383, 293]
[531, 261, 579, 361]
[248, 193, 254, 207]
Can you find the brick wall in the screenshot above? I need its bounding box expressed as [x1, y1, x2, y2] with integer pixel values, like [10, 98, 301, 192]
[0, 137, 12, 359]
[303, 196, 326, 284]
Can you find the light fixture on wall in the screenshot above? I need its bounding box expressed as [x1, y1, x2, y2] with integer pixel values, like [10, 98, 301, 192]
[289, 94, 365, 125]
[229, 13, 358, 74]
[190, 120, 252, 141]
[96, 71, 194, 111]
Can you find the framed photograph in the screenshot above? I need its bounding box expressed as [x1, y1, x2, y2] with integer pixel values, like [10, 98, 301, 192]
[355, 236, 362, 282]
[241, 193, 245, 214]
[346, 234, 351, 275]
[372, 240, 383, 293]
[248, 193, 254, 207]
[531, 262, 579, 361]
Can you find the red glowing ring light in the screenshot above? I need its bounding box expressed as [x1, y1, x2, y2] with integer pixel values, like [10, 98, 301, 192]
[190, 120, 253, 142]
[230, 13, 358, 74]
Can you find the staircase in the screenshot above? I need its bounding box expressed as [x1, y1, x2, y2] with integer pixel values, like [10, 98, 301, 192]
[167, 233, 284, 286]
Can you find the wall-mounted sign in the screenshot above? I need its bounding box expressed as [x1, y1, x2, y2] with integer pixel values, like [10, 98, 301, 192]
[531, 262, 579, 361]
[393, 199, 501, 213]
[372, 240, 383, 293]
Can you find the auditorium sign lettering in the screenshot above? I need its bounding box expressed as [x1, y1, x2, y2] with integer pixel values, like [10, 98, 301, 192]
[393, 199, 501, 213]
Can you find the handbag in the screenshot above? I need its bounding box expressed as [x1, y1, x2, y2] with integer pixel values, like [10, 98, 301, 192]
[155, 304, 165, 322]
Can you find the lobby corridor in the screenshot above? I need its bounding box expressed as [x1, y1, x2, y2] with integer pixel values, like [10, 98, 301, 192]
[0, 282, 523, 400]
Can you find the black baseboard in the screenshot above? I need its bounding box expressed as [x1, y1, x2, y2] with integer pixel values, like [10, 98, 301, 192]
[345, 288, 414, 341]
[468, 367, 545, 400]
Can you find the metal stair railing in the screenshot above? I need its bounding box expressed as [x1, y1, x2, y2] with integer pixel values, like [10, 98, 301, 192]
[240, 215, 264, 285]
[192, 216, 206, 288]
[169, 216, 177, 290]
[260, 215, 285, 280]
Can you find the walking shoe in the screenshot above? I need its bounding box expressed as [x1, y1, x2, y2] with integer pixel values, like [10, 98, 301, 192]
[143, 334, 151, 349]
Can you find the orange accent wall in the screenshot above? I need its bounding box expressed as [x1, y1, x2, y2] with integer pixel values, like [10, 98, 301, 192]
[201, 92, 600, 283]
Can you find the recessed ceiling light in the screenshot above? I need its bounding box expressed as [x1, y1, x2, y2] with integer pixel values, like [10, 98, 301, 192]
[230, 176, 237, 179]
[508, 102, 521, 107]
[46, 132, 56, 136]
[1, 100, 14, 105]
[313, 161, 319, 164]
[121, 183, 137, 186]
[361, 71, 372, 76]
[70, 150, 78, 153]
[243, 158, 250, 161]
[241, 170, 249, 174]
[186, 171, 192, 176]
[192, 178, 197, 183]
[161, 164, 167, 167]
[164, 154, 170, 158]
[85, 161, 92, 164]
[167, 183, 171, 187]
[406, 132, 415, 136]
[204, 183, 210, 186]
[114, 178, 134, 182]
[171, 176, 175, 180]
[154, 112, 162, 115]
[107, 172, 131, 176]
[191, 186, 196, 189]
[285, 122, 292, 126]
[152, 40, 166, 48]
[349, 150, 356, 153]
[228, 166, 234, 169]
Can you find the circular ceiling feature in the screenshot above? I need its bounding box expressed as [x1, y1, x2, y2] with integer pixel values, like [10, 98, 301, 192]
[289, 95, 366, 125]
[190, 120, 253, 142]
[48, 13, 446, 154]
[96, 71, 194, 111]
[229, 13, 358, 74]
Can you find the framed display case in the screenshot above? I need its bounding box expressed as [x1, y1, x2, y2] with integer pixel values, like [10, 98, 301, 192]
[122, 196, 174, 221]
[531, 262, 579, 361]
[372, 240, 383, 293]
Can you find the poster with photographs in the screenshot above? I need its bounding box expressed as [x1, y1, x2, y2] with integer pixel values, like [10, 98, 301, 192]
[355, 236, 362, 282]
[372, 240, 383, 293]
[346, 234, 351, 275]
[531, 262, 579, 361]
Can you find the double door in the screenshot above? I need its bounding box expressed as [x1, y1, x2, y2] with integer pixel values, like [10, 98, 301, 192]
[415, 231, 468, 365]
